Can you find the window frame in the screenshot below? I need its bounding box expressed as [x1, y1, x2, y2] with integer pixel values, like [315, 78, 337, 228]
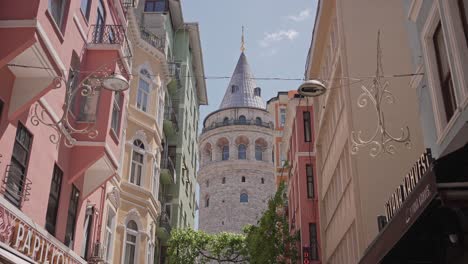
[45, 164, 63, 236]
[137, 78, 150, 112]
[279, 108, 286, 127]
[6, 122, 33, 208]
[306, 164, 314, 199]
[240, 193, 248, 203]
[80, 0, 91, 21]
[111, 92, 123, 136]
[459, 0, 468, 45]
[48, 0, 68, 30]
[222, 145, 229, 161]
[255, 145, 263, 161]
[124, 220, 139, 264]
[104, 207, 116, 263]
[144, 0, 168, 12]
[238, 144, 247, 160]
[309, 223, 319, 260]
[130, 139, 146, 186]
[65, 185, 80, 248]
[303, 111, 312, 142]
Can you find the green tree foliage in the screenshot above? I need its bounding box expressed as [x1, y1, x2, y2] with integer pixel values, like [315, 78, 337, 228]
[244, 182, 299, 264]
[168, 229, 248, 263]
[167, 182, 298, 263]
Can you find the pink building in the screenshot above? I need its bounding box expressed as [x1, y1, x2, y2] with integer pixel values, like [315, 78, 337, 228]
[0, 0, 132, 263]
[278, 92, 321, 264]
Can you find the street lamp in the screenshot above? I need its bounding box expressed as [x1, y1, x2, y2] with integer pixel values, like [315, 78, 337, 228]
[297, 79, 326, 97]
[102, 73, 130, 92]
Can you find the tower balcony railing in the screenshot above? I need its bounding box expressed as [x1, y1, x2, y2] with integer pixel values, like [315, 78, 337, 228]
[140, 27, 166, 54]
[202, 119, 274, 133]
[1, 164, 32, 208]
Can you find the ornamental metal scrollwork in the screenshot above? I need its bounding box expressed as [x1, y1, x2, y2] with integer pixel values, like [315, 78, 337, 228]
[351, 31, 411, 157]
[30, 56, 131, 147]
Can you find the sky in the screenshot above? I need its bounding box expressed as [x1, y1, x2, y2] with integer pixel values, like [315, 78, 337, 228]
[182, 0, 318, 123]
[181, 0, 318, 229]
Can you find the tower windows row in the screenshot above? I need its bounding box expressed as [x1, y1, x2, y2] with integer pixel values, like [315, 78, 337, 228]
[204, 192, 249, 207]
[202, 137, 271, 163]
[205, 177, 265, 186]
[222, 116, 264, 126]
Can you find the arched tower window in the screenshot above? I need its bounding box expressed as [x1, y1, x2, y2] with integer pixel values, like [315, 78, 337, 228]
[256, 117, 262, 125]
[254, 87, 261, 97]
[231, 85, 239, 93]
[240, 193, 248, 203]
[255, 138, 268, 161]
[124, 220, 138, 264]
[223, 117, 229, 125]
[238, 115, 246, 124]
[241, 176, 246, 183]
[130, 139, 145, 186]
[238, 144, 247, 160]
[222, 177, 226, 184]
[205, 197, 210, 208]
[261, 178, 265, 184]
[222, 146, 229, 160]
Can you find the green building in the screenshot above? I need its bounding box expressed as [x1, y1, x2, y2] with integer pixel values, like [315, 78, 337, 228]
[131, 0, 207, 262]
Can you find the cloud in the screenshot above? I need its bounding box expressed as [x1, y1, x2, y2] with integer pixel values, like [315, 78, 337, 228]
[287, 9, 311, 22]
[259, 30, 299, 47]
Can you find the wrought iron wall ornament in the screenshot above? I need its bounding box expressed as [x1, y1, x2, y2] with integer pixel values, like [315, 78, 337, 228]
[351, 31, 411, 157]
[30, 56, 131, 147]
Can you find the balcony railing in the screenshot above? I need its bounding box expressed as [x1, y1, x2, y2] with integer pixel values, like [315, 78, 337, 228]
[1, 164, 32, 208]
[89, 24, 133, 70]
[160, 157, 176, 184]
[88, 242, 105, 264]
[121, 0, 136, 8]
[140, 27, 165, 54]
[163, 103, 179, 135]
[203, 119, 274, 133]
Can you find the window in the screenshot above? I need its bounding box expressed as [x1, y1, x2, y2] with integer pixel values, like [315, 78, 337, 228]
[144, 0, 167, 12]
[261, 178, 264, 184]
[306, 165, 314, 198]
[80, 206, 94, 259]
[309, 223, 319, 260]
[111, 92, 123, 135]
[45, 165, 63, 235]
[280, 108, 286, 127]
[222, 145, 229, 160]
[206, 180, 209, 187]
[238, 115, 246, 124]
[157, 96, 165, 128]
[152, 165, 160, 199]
[433, 23, 457, 122]
[255, 145, 263, 161]
[124, 221, 138, 264]
[304, 111, 312, 142]
[256, 117, 262, 125]
[231, 85, 239, 93]
[205, 197, 210, 208]
[48, 0, 67, 29]
[80, 0, 91, 21]
[241, 176, 246, 183]
[137, 78, 150, 112]
[238, 144, 247, 160]
[459, 0, 468, 45]
[222, 177, 226, 184]
[254, 87, 261, 96]
[130, 140, 145, 186]
[223, 117, 229, 125]
[5, 123, 33, 208]
[104, 209, 116, 262]
[240, 193, 248, 203]
[65, 185, 80, 248]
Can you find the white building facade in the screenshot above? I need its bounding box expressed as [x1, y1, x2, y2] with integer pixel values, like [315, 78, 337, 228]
[198, 52, 276, 233]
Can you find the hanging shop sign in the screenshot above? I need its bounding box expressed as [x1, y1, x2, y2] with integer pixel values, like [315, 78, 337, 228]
[0, 205, 83, 264]
[385, 149, 433, 221]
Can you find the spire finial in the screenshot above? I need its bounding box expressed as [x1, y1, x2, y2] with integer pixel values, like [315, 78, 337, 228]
[241, 26, 245, 52]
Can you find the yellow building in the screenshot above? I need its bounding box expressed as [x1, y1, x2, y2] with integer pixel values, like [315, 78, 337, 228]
[305, 0, 425, 263]
[99, 4, 173, 264]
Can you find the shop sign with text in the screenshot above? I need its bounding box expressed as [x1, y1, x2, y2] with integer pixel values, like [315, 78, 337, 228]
[0, 205, 83, 264]
[385, 149, 433, 221]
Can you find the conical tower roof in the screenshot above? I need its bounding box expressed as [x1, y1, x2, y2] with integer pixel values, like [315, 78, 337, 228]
[219, 52, 266, 109]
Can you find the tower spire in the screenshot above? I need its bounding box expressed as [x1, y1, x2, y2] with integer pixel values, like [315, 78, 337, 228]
[241, 26, 245, 52]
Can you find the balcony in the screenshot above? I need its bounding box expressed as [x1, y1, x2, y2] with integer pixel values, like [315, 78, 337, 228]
[88, 242, 105, 264]
[1, 164, 32, 208]
[140, 27, 165, 54]
[160, 157, 176, 184]
[203, 119, 274, 133]
[163, 104, 178, 136]
[87, 24, 133, 75]
[156, 213, 172, 240]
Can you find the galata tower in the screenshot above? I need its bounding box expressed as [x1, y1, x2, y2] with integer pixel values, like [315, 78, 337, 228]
[198, 48, 275, 233]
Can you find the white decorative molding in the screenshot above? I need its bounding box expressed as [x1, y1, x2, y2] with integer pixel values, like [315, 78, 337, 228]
[73, 14, 87, 41]
[107, 187, 121, 209]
